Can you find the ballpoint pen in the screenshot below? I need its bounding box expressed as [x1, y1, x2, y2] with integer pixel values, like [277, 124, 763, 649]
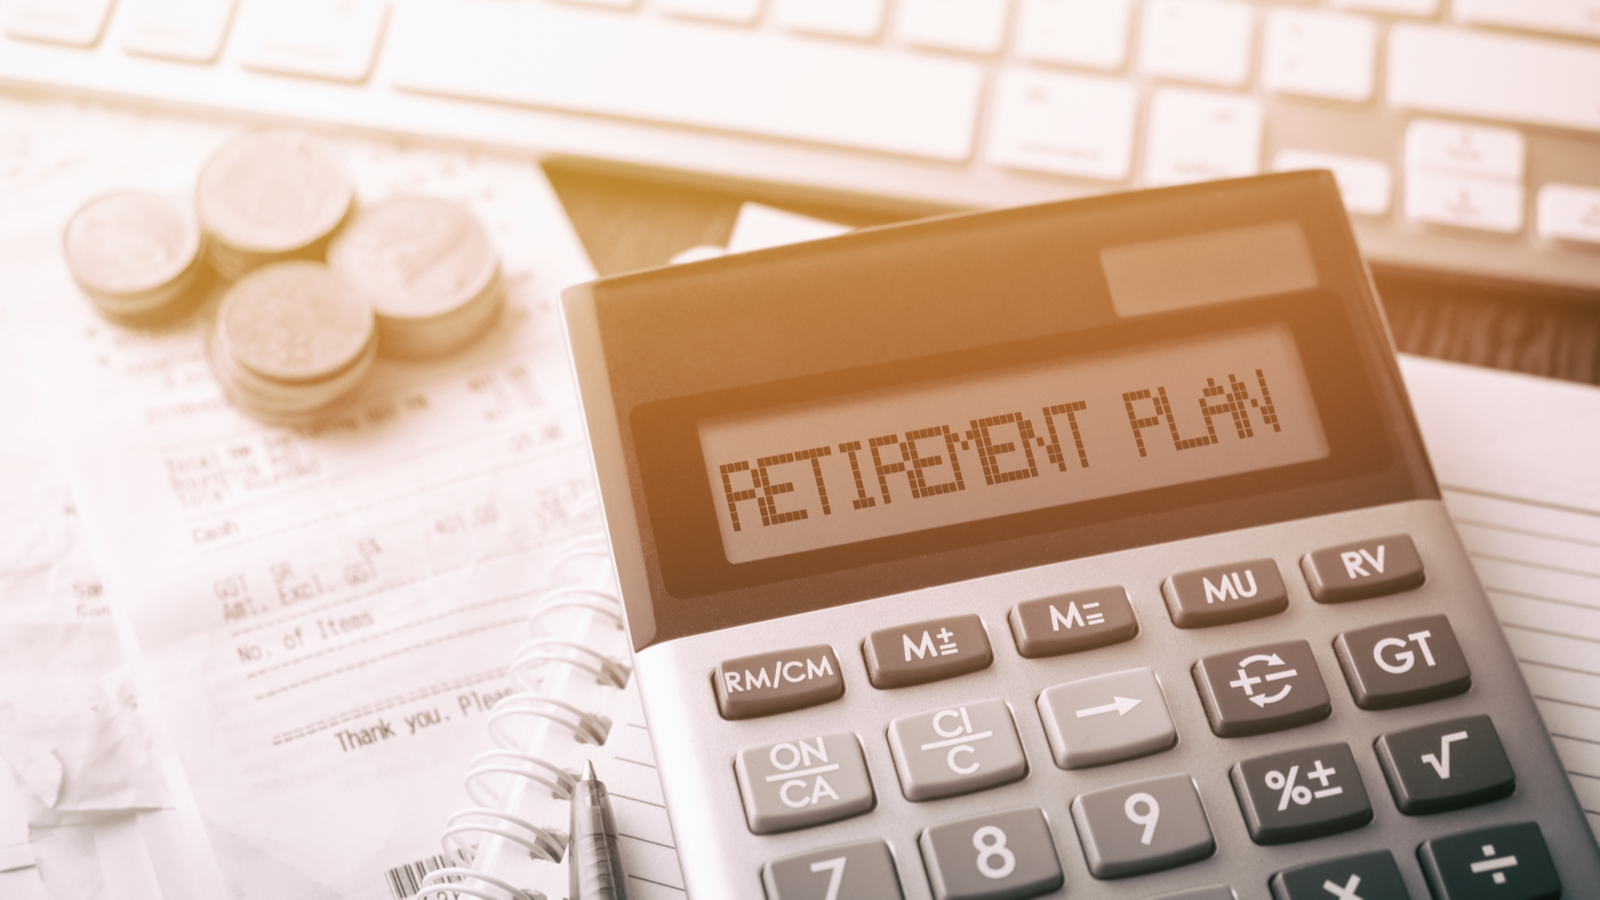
[569, 760, 629, 900]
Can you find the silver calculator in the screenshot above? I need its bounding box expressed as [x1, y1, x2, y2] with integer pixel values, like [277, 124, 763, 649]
[562, 172, 1600, 900]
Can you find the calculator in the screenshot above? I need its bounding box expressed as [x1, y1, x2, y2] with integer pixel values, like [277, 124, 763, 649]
[562, 172, 1600, 900]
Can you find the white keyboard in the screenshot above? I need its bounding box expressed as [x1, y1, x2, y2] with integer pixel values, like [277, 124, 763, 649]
[4, 0, 1600, 292]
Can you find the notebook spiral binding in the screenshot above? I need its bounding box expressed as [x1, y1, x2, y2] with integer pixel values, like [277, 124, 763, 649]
[420, 528, 632, 900]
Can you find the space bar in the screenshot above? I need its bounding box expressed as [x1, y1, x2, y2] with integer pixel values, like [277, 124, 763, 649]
[387, 0, 983, 162]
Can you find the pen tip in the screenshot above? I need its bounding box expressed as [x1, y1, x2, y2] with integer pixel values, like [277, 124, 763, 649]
[582, 759, 597, 782]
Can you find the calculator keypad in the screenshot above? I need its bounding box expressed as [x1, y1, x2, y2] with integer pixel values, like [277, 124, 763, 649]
[1334, 614, 1471, 710]
[761, 840, 904, 900]
[887, 699, 1027, 801]
[864, 614, 993, 689]
[1070, 773, 1216, 878]
[1269, 850, 1409, 899]
[1008, 586, 1137, 658]
[1192, 640, 1332, 737]
[1302, 534, 1426, 603]
[1036, 667, 1176, 770]
[1375, 714, 1516, 815]
[736, 732, 875, 834]
[1163, 558, 1288, 627]
[1230, 742, 1372, 845]
[1418, 822, 1561, 900]
[918, 807, 1063, 900]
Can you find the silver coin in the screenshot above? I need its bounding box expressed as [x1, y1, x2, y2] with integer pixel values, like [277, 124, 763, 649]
[208, 322, 378, 423]
[64, 191, 202, 298]
[196, 129, 354, 259]
[216, 261, 375, 384]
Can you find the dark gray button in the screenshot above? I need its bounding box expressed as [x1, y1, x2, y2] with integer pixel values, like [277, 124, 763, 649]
[887, 699, 1027, 801]
[919, 807, 1063, 900]
[864, 614, 992, 689]
[1302, 534, 1425, 603]
[1375, 714, 1514, 815]
[1149, 888, 1237, 900]
[762, 840, 903, 900]
[1009, 586, 1137, 658]
[1037, 667, 1176, 769]
[1193, 640, 1331, 737]
[1419, 822, 1560, 900]
[714, 644, 844, 720]
[735, 732, 874, 834]
[1334, 614, 1470, 710]
[1230, 742, 1372, 845]
[1163, 559, 1287, 628]
[1070, 773, 1215, 879]
[1269, 851, 1408, 899]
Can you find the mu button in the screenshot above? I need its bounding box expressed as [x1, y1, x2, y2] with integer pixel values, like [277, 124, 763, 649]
[1334, 614, 1470, 710]
[1193, 640, 1331, 737]
[1164, 558, 1288, 628]
[864, 614, 992, 689]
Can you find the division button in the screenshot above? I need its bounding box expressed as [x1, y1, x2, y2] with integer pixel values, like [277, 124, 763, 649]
[1334, 614, 1470, 710]
[864, 614, 993, 689]
[1070, 773, 1215, 879]
[714, 644, 844, 720]
[1037, 667, 1176, 769]
[1230, 742, 1372, 845]
[1418, 822, 1560, 900]
[735, 732, 875, 834]
[919, 807, 1063, 900]
[762, 840, 904, 900]
[1269, 850, 1408, 900]
[1302, 534, 1425, 603]
[1010, 586, 1138, 658]
[1193, 640, 1332, 737]
[1375, 714, 1515, 815]
[887, 698, 1027, 801]
[1163, 558, 1288, 628]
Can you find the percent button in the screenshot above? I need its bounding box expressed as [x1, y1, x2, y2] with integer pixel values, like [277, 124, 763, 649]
[1230, 741, 1372, 845]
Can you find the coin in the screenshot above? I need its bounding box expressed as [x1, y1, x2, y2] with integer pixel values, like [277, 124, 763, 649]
[327, 196, 503, 359]
[63, 191, 205, 324]
[216, 261, 375, 384]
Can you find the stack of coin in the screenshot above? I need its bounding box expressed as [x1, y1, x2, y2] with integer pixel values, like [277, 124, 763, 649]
[63, 191, 206, 324]
[327, 196, 503, 359]
[207, 261, 377, 424]
[195, 129, 354, 282]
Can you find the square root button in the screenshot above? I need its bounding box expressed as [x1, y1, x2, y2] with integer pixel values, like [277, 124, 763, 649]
[865, 614, 993, 688]
[1193, 640, 1331, 737]
[1037, 667, 1176, 769]
[1334, 614, 1470, 710]
[1163, 558, 1288, 627]
[1375, 714, 1514, 815]
[735, 732, 874, 834]
[887, 698, 1027, 801]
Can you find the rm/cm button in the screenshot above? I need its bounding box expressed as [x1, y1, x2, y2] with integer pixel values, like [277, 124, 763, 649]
[715, 644, 845, 720]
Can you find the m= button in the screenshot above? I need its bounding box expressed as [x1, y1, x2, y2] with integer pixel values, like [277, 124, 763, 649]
[1164, 558, 1288, 627]
[1010, 586, 1138, 658]
[864, 614, 992, 688]
[1303, 534, 1424, 603]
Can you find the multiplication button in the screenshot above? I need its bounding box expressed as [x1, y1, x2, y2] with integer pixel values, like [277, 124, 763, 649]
[1375, 714, 1515, 815]
[864, 614, 993, 688]
[1009, 586, 1137, 658]
[762, 840, 903, 900]
[1302, 534, 1425, 603]
[1193, 640, 1332, 737]
[1163, 558, 1288, 627]
[735, 732, 874, 834]
[887, 699, 1027, 801]
[1230, 742, 1372, 844]
[1070, 773, 1215, 879]
[1334, 614, 1470, 710]
[1419, 822, 1560, 900]
[1269, 850, 1409, 900]
[1037, 667, 1176, 769]
[919, 807, 1063, 900]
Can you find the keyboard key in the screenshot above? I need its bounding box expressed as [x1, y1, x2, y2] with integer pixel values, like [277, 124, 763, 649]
[1388, 25, 1600, 135]
[1273, 150, 1392, 216]
[735, 732, 875, 833]
[714, 644, 844, 719]
[1334, 614, 1470, 709]
[1418, 822, 1560, 900]
[236, 0, 388, 83]
[655, 0, 762, 25]
[1015, 0, 1132, 71]
[1270, 851, 1408, 900]
[1375, 714, 1515, 815]
[1142, 88, 1263, 187]
[1037, 667, 1175, 769]
[864, 614, 992, 688]
[773, 0, 886, 39]
[1138, 0, 1253, 88]
[1261, 9, 1376, 103]
[1454, 0, 1600, 41]
[2, 0, 114, 46]
[389, 1, 984, 162]
[887, 698, 1027, 800]
[1405, 120, 1525, 181]
[1151, 889, 1236, 900]
[762, 840, 904, 900]
[986, 69, 1137, 182]
[1231, 742, 1372, 844]
[1163, 558, 1287, 628]
[1193, 640, 1331, 737]
[1404, 171, 1525, 234]
[120, 0, 236, 63]
[1010, 585, 1137, 658]
[919, 807, 1064, 900]
[1302, 534, 1425, 603]
[895, 0, 1010, 56]
[1331, 0, 1436, 14]
[1071, 773, 1215, 878]
[1537, 183, 1600, 245]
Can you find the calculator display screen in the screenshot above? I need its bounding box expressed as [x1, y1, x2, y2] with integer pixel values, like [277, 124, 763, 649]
[699, 324, 1327, 564]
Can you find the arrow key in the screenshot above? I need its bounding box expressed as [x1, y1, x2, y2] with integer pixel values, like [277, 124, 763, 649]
[1037, 667, 1177, 769]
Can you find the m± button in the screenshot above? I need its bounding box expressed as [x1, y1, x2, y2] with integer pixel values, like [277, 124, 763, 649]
[714, 644, 845, 719]
[1302, 534, 1425, 603]
[864, 614, 992, 689]
[1334, 614, 1470, 709]
[1163, 558, 1288, 627]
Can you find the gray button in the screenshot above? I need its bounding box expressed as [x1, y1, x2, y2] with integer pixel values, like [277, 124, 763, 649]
[1150, 888, 1237, 900]
[1163, 558, 1288, 628]
[864, 614, 993, 689]
[919, 807, 1063, 900]
[1009, 586, 1138, 658]
[1333, 614, 1470, 710]
[714, 644, 844, 720]
[1037, 667, 1176, 770]
[887, 698, 1027, 801]
[1192, 640, 1331, 737]
[1302, 534, 1424, 603]
[762, 840, 903, 900]
[1070, 773, 1215, 879]
[735, 732, 874, 834]
[1374, 714, 1515, 815]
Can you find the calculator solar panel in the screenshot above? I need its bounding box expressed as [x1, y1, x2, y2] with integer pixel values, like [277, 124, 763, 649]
[562, 172, 1600, 899]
